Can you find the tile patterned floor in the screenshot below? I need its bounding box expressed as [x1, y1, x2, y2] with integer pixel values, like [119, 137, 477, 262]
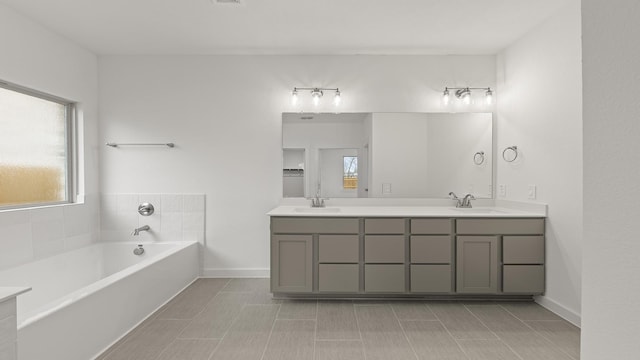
[97, 278, 580, 360]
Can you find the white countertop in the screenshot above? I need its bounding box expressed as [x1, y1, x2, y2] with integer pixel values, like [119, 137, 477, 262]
[267, 203, 546, 218]
[0, 287, 31, 303]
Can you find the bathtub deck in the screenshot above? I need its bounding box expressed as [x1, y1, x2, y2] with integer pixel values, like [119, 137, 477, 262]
[96, 278, 580, 360]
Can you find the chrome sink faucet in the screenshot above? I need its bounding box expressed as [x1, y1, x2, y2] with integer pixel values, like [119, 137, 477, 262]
[449, 192, 476, 208]
[311, 191, 325, 208]
[132, 225, 150, 236]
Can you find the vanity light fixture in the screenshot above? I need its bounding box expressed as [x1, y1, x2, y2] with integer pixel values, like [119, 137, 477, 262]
[442, 87, 494, 106]
[291, 87, 341, 107]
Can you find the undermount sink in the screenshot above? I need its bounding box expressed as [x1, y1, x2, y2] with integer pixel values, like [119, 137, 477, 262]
[452, 207, 506, 214]
[294, 207, 341, 213]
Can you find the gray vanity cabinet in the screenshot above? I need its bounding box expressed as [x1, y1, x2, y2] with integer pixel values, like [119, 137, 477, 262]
[271, 235, 313, 292]
[455, 236, 499, 293]
[270, 216, 545, 297]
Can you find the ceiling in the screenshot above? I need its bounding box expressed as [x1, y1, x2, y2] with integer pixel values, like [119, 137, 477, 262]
[0, 0, 570, 55]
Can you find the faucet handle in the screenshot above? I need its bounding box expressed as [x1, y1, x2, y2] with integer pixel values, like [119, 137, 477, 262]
[449, 192, 459, 200]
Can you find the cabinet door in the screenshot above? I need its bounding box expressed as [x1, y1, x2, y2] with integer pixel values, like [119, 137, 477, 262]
[271, 235, 313, 293]
[456, 236, 498, 294]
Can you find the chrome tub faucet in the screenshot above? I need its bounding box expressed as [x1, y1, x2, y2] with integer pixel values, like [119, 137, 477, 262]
[132, 225, 150, 236]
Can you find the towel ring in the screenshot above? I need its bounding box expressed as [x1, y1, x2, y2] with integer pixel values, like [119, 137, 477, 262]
[502, 146, 518, 162]
[473, 151, 485, 165]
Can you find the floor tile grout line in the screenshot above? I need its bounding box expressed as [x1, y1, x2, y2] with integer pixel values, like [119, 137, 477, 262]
[175, 278, 231, 339]
[258, 303, 282, 360]
[352, 302, 368, 360]
[426, 303, 472, 360]
[499, 304, 580, 360]
[462, 304, 525, 360]
[207, 295, 253, 360]
[392, 307, 425, 360]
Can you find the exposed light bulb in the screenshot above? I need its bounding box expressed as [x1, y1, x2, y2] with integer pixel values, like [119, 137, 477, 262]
[485, 88, 493, 105]
[461, 88, 471, 105]
[311, 88, 323, 107]
[291, 88, 299, 106]
[442, 88, 450, 106]
[333, 89, 341, 106]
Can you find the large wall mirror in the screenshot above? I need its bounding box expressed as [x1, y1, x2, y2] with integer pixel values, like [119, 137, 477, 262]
[282, 112, 493, 199]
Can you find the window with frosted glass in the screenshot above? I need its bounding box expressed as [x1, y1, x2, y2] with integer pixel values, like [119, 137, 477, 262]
[0, 84, 73, 208]
[343, 156, 358, 189]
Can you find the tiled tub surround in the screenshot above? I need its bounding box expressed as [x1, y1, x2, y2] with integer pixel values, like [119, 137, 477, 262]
[0, 242, 198, 360]
[101, 193, 205, 244]
[0, 195, 100, 271]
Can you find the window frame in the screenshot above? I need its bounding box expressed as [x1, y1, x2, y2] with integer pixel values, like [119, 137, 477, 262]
[0, 80, 77, 210]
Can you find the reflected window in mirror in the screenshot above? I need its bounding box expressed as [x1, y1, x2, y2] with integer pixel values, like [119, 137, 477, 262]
[343, 156, 358, 190]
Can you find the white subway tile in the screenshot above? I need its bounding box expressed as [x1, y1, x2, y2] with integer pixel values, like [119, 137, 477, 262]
[182, 231, 205, 244]
[0, 245, 33, 271]
[117, 194, 140, 214]
[63, 205, 91, 237]
[182, 212, 205, 232]
[31, 220, 65, 244]
[29, 207, 63, 222]
[101, 194, 117, 211]
[33, 239, 65, 259]
[161, 194, 184, 212]
[64, 234, 92, 251]
[139, 214, 161, 233]
[0, 211, 30, 227]
[183, 194, 205, 212]
[161, 212, 183, 233]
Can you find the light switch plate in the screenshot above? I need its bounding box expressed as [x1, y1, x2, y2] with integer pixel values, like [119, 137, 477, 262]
[499, 184, 507, 197]
[528, 184, 537, 199]
[382, 183, 392, 194]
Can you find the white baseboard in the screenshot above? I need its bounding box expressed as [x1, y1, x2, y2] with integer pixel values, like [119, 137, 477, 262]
[202, 268, 270, 278]
[535, 295, 581, 327]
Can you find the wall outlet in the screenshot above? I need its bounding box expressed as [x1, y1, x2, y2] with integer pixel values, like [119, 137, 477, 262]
[528, 184, 537, 200]
[499, 184, 507, 197]
[382, 183, 392, 194]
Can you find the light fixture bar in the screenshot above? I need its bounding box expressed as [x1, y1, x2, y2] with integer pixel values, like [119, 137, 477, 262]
[441, 86, 494, 106]
[291, 87, 342, 107]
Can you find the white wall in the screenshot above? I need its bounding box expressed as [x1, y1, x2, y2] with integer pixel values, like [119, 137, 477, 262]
[581, 0, 640, 358]
[99, 55, 496, 276]
[496, 0, 582, 324]
[0, 4, 99, 271]
[320, 148, 359, 198]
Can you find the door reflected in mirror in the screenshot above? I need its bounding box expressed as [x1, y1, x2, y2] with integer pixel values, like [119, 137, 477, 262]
[282, 112, 493, 199]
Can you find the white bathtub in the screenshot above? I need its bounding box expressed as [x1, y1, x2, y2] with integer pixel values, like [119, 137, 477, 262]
[0, 241, 199, 360]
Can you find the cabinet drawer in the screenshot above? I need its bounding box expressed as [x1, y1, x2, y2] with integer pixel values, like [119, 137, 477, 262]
[365, 218, 405, 234]
[365, 235, 405, 263]
[503, 236, 544, 264]
[410, 236, 451, 264]
[319, 235, 359, 263]
[503, 265, 544, 294]
[411, 219, 452, 234]
[319, 264, 359, 293]
[456, 219, 544, 235]
[272, 217, 359, 234]
[410, 265, 452, 293]
[365, 265, 405, 293]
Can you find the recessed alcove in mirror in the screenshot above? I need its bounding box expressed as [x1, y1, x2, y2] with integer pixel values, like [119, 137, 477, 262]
[282, 112, 493, 199]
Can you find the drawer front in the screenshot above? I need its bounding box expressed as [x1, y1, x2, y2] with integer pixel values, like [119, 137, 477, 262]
[411, 219, 453, 234]
[365, 235, 405, 263]
[365, 265, 405, 293]
[319, 264, 360, 293]
[365, 218, 405, 234]
[503, 236, 545, 264]
[410, 236, 452, 264]
[503, 265, 545, 294]
[272, 217, 359, 234]
[456, 219, 544, 235]
[410, 265, 452, 293]
[319, 235, 359, 263]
